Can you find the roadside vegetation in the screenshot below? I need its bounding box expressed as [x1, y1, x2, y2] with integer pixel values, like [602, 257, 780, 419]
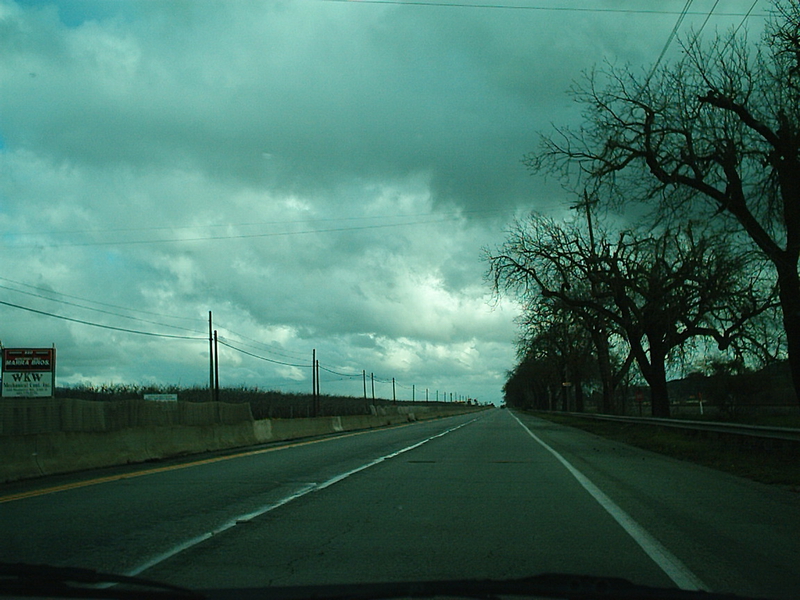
[55, 384, 469, 419]
[530, 411, 800, 490]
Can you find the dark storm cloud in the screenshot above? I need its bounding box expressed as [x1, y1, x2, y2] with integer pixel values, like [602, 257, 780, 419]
[0, 0, 768, 402]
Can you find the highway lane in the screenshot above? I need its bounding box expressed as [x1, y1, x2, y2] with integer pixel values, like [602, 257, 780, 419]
[0, 413, 480, 574]
[510, 410, 800, 598]
[2, 408, 799, 599]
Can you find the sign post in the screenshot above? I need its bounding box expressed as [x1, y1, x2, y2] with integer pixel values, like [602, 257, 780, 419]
[1, 347, 56, 398]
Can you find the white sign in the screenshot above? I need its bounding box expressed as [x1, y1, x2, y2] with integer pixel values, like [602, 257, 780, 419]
[2, 371, 54, 398]
[1, 348, 56, 398]
[144, 394, 178, 402]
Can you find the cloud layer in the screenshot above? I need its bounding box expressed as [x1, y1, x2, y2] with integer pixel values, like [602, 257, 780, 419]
[0, 0, 767, 403]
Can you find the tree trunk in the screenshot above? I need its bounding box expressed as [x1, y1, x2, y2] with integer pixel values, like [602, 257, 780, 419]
[647, 357, 671, 418]
[592, 328, 615, 414]
[777, 261, 800, 407]
[626, 335, 671, 416]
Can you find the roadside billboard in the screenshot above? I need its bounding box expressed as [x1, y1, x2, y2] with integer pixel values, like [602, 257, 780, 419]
[1, 348, 56, 398]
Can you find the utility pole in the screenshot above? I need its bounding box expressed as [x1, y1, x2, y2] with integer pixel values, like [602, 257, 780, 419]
[412, 385, 415, 402]
[315, 359, 320, 415]
[312, 349, 317, 417]
[371, 372, 375, 401]
[392, 378, 396, 402]
[213, 330, 220, 402]
[571, 190, 598, 254]
[208, 311, 214, 402]
[362, 370, 367, 399]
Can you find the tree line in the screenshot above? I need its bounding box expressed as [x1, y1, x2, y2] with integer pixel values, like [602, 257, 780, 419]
[487, 1, 799, 417]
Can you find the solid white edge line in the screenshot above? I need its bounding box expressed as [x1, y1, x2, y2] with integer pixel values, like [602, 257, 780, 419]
[126, 416, 478, 578]
[509, 411, 707, 592]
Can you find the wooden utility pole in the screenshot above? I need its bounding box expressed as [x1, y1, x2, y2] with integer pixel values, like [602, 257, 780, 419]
[208, 311, 214, 402]
[213, 330, 220, 402]
[312, 349, 317, 417]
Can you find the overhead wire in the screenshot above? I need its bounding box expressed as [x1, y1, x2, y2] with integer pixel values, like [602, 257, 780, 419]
[12, 209, 505, 240]
[0, 300, 206, 340]
[0, 277, 410, 386]
[0, 275, 203, 324]
[218, 338, 430, 398]
[639, 0, 695, 95]
[636, 0, 761, 100]
[6, 210, 508, 249]
[320, 0, 766, 17]
[215, 331, 311, 363]
[318, 364, 364, 378]
[216, 338, 310, 368]
[0, 295, 367, 385]
[694, 0, 721, 38]
[0, 283, 206, 336]
[733, 0, 761, 36]
[213, 318, 312, 362]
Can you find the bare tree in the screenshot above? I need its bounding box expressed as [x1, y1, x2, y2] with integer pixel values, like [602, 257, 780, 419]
[489, 216, 775, 417]
[527, 1, 800, 405]
[515, 304, 601, 413]
[509, 255, 631, 414]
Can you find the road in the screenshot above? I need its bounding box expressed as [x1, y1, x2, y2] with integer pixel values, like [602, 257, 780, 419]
[1, 409, 799, 599]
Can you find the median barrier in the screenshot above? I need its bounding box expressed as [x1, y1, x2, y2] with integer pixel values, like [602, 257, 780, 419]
[250, 406, 482, 444]
[0, 434, 43, 481]
[1, 405, 487, 483]
[0, 422, 259, 482]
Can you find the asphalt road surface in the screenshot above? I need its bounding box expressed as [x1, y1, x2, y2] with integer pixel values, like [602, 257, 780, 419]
[2, 409, 799, 599]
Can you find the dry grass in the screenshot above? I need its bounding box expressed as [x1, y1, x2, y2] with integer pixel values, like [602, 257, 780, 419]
[531, 412, 800, 490]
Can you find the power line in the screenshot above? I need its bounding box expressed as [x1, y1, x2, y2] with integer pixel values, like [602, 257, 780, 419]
[0, 300, 206, 340]
[12, 209, 504, 240]
[733, 0, 761, 35]
[640, 0, 695, 93]
[318, 364, 363, 378]
[0, 275, 204, 324]
[10, 214, 485, 249]
[217, 338, 310, 368]
[214, 328, 311, 362]
[319, 0, 767, 17]
[695, 0, 721, 38]
[0, 284, 206, 336]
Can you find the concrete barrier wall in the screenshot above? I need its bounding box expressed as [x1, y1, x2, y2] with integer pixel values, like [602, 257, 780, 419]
[0, 422, 259, 482]
[253, 405, 488, 444]
[1, 405, 487, 483]
[0, 398, 253, 435]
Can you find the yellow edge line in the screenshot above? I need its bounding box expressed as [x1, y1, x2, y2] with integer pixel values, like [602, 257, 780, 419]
[0, 422, 413, 504]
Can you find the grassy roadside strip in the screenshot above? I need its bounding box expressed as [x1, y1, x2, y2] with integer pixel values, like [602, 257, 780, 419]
[526, 411, 800, 491]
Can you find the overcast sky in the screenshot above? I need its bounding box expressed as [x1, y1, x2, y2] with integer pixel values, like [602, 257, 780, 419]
[0, 0, 769, 404]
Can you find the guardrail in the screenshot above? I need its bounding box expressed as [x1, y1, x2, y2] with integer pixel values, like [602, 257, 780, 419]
[544, 412, 800, 445]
